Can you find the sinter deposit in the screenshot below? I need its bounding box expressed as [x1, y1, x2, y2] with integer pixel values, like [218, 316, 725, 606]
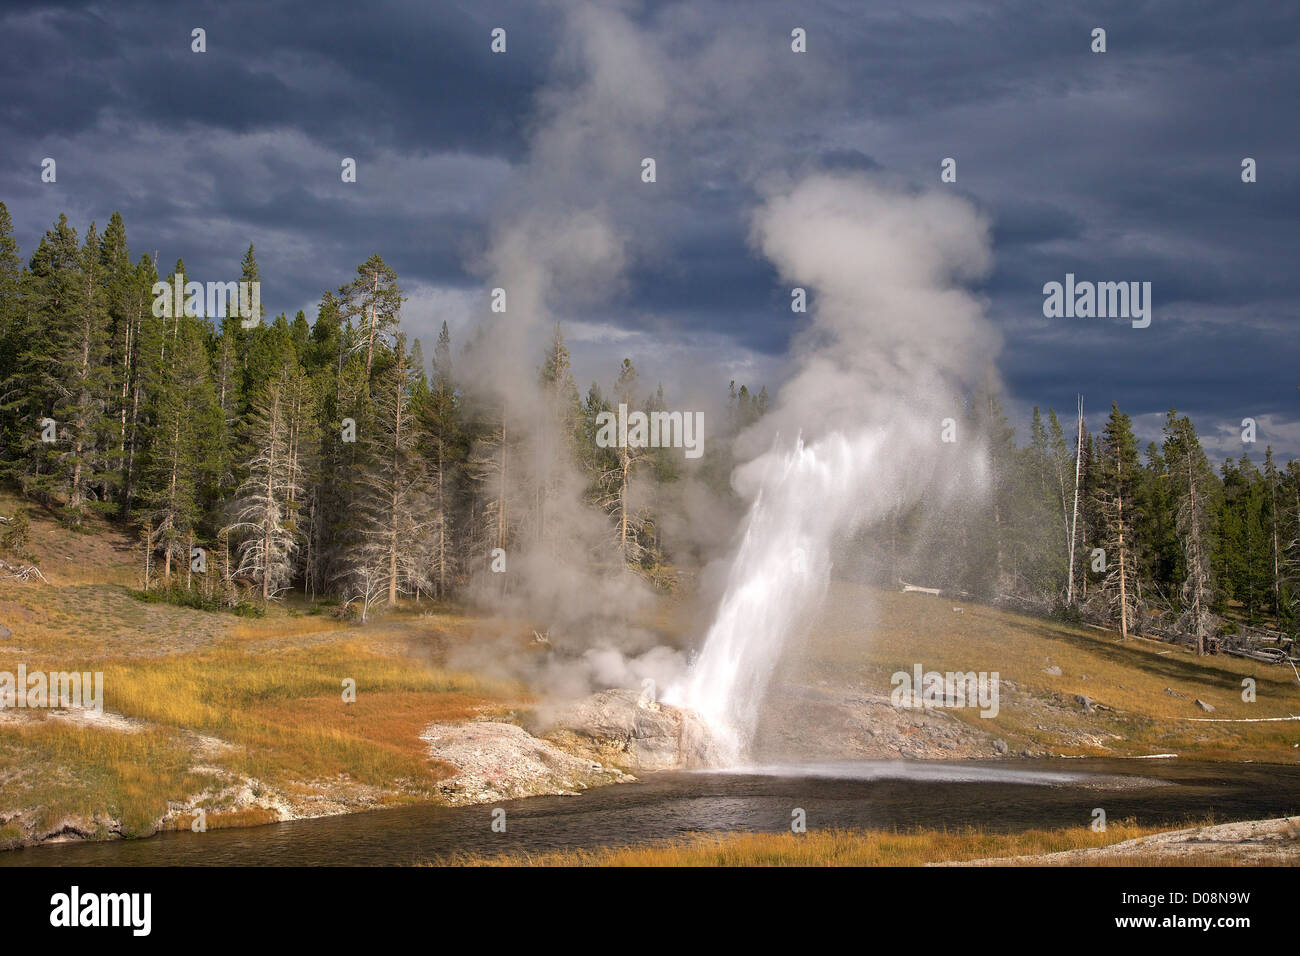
[422, 689, 720, 806]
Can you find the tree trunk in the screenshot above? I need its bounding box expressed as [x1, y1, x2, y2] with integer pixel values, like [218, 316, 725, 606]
[436, 441, 447, 598]
[365, 272, 378, 375]
[1116, 453, 1129, 640]
[262, 389, 280, 601]
[388, 365, 403, 606]
[1067, 396, 1083, 605]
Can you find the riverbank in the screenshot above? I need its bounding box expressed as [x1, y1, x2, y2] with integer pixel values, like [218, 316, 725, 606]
[949, 815, 1300, 865]
[0, 603, 527, 848]
[439, 815, 1300, 866]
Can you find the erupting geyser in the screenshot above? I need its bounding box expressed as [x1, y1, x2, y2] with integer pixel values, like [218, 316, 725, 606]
[664, 172, 999, 764]
[666, 431, 877, 761]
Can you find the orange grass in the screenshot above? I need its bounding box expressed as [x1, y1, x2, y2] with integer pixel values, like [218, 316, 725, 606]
[441, 818, 1211, 867]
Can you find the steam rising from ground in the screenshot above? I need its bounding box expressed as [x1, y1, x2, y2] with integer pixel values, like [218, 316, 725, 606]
[446, 4, 689, 697]
[448, 4, 1000, 730]
[664, 174, 999, 762]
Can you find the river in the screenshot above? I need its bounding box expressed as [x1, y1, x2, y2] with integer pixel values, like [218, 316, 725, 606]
[3, 759, 1297, 866]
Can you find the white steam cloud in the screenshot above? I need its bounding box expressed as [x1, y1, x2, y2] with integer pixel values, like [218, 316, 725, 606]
[451, 3, 1001, 724]
[664, 173, 1000, 762]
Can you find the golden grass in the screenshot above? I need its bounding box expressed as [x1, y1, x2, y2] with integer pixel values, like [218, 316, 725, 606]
[166, 808, 282, 832]
[0, 585, 527, 843]
[440, 818, 1203, 867]
[96, 636, 523, 788]
[227, 616, 343, 643]
[2, 503, 1297, 854]
[0, 719, 209, 844]
[806, 584, 1300, 760]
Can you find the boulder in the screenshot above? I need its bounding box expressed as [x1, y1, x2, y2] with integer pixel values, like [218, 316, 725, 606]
[421, 721, 628, 806]
[542, 688, 721, 771]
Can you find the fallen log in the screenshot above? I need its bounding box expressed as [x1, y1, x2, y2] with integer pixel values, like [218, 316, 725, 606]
[900, 580, 941, 596]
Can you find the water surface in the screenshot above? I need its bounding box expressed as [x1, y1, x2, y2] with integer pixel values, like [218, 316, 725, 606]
[4, 759, 1296, 866]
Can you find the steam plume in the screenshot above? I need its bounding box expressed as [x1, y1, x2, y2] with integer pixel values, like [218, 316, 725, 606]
[665, 173, 1000, 762]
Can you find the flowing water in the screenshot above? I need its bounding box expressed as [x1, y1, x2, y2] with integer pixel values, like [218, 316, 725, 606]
[3, 759, 1297, 866]
[664, 435, 846, 759]
[663, 429, 932, 759]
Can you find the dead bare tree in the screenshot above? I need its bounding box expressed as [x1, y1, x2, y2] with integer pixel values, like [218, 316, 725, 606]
[1067, 395, 1084, 605]
[1096, 404, 1141, 639]
[342, 563, 387, 623]
[1161, 411, 1218, 654]
[0, 559, 47, 583]
[223, 368, 311, 600]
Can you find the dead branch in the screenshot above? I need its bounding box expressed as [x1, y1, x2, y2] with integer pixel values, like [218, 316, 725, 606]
[0, 559, 47, 583]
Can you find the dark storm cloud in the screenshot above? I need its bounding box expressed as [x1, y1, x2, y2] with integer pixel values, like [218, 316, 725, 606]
[2, 0, 547, 152]
[0, 0, 1296, 454]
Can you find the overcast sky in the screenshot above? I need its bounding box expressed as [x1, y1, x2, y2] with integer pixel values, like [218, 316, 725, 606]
[2, 0, 1296, 463]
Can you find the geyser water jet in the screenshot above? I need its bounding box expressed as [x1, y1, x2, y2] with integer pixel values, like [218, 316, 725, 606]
[665, 431, 878, 761]
[664, 172, 999, 763]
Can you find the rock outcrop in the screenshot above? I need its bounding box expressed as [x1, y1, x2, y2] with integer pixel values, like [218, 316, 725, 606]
[417, 690, 722, 806]
[421, 720, 629, 806]
[538, 688, 722, 771]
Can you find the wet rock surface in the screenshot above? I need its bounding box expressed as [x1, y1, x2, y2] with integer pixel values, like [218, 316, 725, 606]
[752, 683, 1014, 761]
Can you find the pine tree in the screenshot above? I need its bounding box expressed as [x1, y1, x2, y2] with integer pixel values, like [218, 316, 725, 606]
[1095, 403, 1142, 638]
[1045, 407, 1077, 601]
[1162, 411, 1217, 652]
[1282, 459, 1300, 631]
[1137, 441, 1179, 602]
[533, 324, 582, 549]
[598, 358, 650, 565]
[468, 403, 513, 571]
[64, 222, 115, 514]
[341, 337, 428, 613]
[1264, 446, 1284, 627]
[340, 255, 401, 376]
[419, 320, 463, 597]
[0, 203, 25, 470]
[135, 309, 220, 583]
[121, 254, 160, 514]
[5, 216, 114, 517]
[4, 217, 77, 502]
[1229, 456, 1272, 625]
[99, 212, 133, 490]
[310, 353, 371, 599]
[966, 385, 1017, 597]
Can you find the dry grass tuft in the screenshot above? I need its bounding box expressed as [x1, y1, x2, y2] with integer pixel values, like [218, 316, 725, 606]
[438, 818, 1203, 867]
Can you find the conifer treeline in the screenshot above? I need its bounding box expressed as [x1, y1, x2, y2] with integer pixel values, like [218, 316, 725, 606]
[0, 206, 768, 614]
[0, 207, 1295, 642]
[892, 395, 1300, 645]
